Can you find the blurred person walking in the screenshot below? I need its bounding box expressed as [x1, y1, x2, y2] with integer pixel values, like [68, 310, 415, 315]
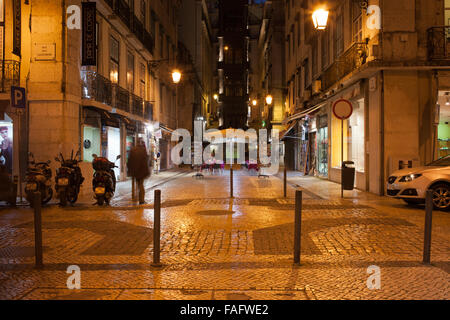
[128, 138, 150, 204]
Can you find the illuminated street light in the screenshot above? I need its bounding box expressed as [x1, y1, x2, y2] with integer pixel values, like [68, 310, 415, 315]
[312, 9, 329, 30]
[214, 93, 219, 101]
[224, 45, 229, 51]
[252, 99, 258, 106]
[265, 94, 273, 105]
[172, 70, 182, 84]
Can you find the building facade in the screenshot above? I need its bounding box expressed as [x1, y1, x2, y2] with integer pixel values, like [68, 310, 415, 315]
[283, 0, 450, 195]
[217, 0, 250, 130]
[0, 0, 180, 197]
[177, 0, 214, 133]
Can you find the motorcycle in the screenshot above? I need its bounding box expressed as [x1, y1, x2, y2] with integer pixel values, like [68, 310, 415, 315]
[54, 150, 85, 207]
[25, 152, 53, 207]
[0, 164, 18, 206]
[92, 154, 121, 206]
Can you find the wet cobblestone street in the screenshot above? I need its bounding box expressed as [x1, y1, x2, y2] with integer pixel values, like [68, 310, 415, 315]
[0, 170, 449, 300]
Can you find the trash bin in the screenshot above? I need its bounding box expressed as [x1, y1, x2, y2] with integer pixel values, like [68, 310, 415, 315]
[341, 161, 355, 190]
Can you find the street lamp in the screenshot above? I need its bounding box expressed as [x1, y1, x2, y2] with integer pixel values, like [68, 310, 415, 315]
[252, 99, 258, 106]
[265, 94, 273, 105]
[172, 70, 182, 84]
[312, 9, 329, 30]
[214, 93, 219, 101]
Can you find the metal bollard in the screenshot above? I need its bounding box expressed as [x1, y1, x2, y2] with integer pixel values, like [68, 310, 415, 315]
[152, 189, 162, 267]
[293, 190, 302, 265]
[423, 189, 433, 264]
[230, 167, 234, 198]
[33, 192, 43, 269]
[283, 166, 287, 198]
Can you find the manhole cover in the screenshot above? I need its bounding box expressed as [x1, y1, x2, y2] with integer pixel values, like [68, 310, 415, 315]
[196, 210, 235, 216]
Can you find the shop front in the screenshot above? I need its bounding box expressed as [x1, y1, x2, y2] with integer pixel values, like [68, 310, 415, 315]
[0, 113, 14, 175]
[330, 96, 366, 191]
[436, 91, 450, 159]
[316, 113, 329, 178]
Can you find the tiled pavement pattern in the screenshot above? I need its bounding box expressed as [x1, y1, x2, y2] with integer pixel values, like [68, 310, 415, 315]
[0, 170, 449, 300]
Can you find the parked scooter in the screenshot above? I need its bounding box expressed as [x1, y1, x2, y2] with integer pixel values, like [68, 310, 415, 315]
[0, 164, 18, 206]
[25, 152, 52, 207]
[54, 150, 85, 207]
[92, 154, 120, 206]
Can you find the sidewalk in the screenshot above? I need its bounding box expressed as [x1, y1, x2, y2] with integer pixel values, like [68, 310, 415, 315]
[285, 171, 450, 242]
[61, 169, 190, 208]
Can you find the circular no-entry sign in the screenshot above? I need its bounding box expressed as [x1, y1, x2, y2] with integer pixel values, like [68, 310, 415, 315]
[332, 99, 353, 120]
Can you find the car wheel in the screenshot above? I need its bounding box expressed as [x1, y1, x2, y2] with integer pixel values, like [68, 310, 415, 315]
[431, 184, 450, 210]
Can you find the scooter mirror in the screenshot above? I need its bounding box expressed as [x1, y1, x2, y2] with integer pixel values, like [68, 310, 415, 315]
[116, 155, 121, 160]
[55, 157, 60, 162]
[92, 154, 98, 159]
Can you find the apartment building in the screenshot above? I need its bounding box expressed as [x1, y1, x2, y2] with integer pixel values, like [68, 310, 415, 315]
[283, 0, 449, 195]
[0, 0, 180, 196]
[252, 0, 286, 155]
[177, 0, 214, 133]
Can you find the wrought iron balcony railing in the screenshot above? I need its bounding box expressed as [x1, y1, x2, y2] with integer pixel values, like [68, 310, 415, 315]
[105, 0, 154, 54]
[131, 93, 143, 118]
[82, 70, 153, 119]
[81, 70, 113, 106]
[427, 26, 450, 60]
[0, 60, 20, 93]
[114, 0, 131, 29]
[321, 42, 368, 90]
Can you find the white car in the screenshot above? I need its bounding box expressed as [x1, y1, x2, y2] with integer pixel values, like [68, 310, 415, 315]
[387, 155, 450, 210]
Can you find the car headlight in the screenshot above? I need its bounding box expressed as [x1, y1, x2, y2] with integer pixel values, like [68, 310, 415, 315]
[399, 174, 422, 182]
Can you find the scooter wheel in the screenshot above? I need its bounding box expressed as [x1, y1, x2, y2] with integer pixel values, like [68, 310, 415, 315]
[97, 197, 104, 206]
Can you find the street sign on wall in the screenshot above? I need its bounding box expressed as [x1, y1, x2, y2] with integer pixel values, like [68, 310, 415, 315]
[332, 99, 353, 120]
[10, 86, 26, 109]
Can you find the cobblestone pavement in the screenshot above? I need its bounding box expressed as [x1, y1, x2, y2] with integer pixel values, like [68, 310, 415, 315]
[0, 169, 448, 300]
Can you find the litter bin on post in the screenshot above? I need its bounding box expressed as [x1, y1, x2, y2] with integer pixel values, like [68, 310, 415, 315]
[341, 161, 355, 191]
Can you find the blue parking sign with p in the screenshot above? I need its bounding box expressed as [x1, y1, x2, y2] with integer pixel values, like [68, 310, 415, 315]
[11, 86, 26, 109]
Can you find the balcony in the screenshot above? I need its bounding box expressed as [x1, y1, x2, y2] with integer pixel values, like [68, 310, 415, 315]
[106, 0, 154, 55]
[131, 93, 143, 117]
[0, 60, 20, 93]
[321, 42, 368, 90]
[427, 26, 450, 60]
[81, 70, 151, 120]
[81, 70, 112, 106]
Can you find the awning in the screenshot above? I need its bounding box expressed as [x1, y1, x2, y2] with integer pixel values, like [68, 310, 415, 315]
[280, 120, 298, 141]
[283, 103, 327, 125]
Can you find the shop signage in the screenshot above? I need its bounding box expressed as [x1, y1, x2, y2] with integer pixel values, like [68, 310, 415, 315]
[332, 99, 353, 120]
[154, 129, 162, 139]
[81, 2, 96, 66]
[12, 0, 21, 57]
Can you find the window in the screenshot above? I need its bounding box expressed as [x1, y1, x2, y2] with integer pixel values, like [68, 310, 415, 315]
[127, 51, 134, 92]
[312, 38, 318, 77]
[150, 10, 156, 36]
[140, 0, 146, 24]
[352, 3, 363, 43]
[321, 31, 329, 70]
[160, 29, 164, 57]
[304, 58, 310, 88]
[335, 10, 344, 58]
[140, 63, 146, 99]
[109, 36, 119, 84]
